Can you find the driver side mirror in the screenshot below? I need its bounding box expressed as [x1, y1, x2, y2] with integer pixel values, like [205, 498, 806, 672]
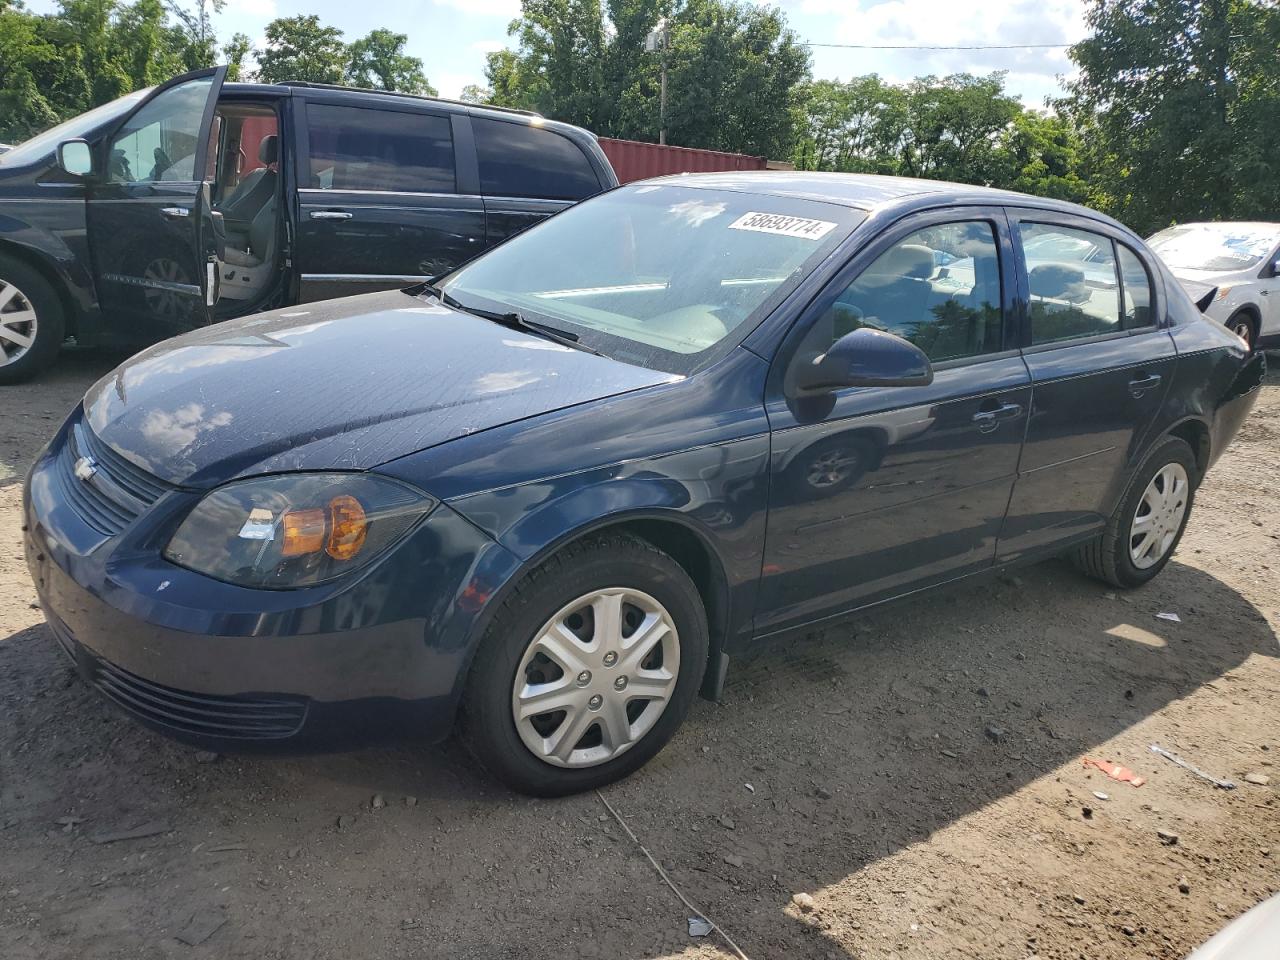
[1269, 255, 1280, 279]
[57, 139, 95, 177]
[792, 327, 934, 396]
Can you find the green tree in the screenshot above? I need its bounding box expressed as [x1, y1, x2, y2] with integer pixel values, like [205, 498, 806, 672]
[898, 73, 1021, 183]
[255, 14, 347, 85]
[458, 83, 491, 103]
[223, 30, 252, 80]
[994, 111, 1091, 203]
[1066, 0, 1280, 232]
[489, 0, 809, 157]
[792, 75, 905, 173]
[346, 28, 435, 94]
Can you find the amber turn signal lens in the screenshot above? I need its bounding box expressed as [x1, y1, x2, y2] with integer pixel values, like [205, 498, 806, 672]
[281, 508, 326, 557]
[326, 494, 368, 561]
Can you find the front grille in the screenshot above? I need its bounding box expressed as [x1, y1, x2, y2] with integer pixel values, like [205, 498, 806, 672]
[54, 419, 172, 536]
[90, 655, 308, 740]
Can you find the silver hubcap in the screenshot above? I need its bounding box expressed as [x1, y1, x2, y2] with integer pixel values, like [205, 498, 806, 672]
[512, 588, 680, 769]
[0, 278, 38, 366]
[1130, 462, 1189, 569]
[1233, 321, 1252, 344]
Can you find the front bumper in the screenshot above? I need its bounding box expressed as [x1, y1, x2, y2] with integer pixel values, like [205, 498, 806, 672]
[23, 414, 522, 751]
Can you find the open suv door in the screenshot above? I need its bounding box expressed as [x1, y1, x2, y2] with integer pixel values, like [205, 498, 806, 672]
[86, 67, 227, 337]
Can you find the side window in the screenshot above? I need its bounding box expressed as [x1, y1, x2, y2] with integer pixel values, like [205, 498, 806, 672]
[804, 221, 1005, 365]
[1023, 222, 1121, 344]
[107, 76, 215, 183]
[1118, 244, 1155, 329]
[472, 117, 601, 201]
[306, 104, 454, 193]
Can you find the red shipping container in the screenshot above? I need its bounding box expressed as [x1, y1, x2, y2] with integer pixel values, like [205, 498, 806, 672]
[598, 137, 768, 184]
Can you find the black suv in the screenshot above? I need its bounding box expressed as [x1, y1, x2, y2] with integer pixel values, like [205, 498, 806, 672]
[0, 66, 617, 382]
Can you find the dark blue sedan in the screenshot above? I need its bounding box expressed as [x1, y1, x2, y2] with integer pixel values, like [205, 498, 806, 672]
[23, 174, 1264, 795]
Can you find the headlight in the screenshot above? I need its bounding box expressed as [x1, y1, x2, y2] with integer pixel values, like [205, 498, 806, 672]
[164, 473, 435, 589]
[1215, 286, 1232, 301]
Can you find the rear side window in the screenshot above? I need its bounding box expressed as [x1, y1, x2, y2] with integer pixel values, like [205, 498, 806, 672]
[306, 104, 454, 193]
[472, 117, 601, 201]
[1118, 244, 1155, 329]
[1023, 222, 1121, 344]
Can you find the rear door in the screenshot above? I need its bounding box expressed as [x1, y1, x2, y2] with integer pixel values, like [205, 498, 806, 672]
[755, 208, 1030, 634]
[87, 67, 226, 336]
[295, 97, 485, 301]
[470, 115, 606, 246]
[997, 211, 1176, 560]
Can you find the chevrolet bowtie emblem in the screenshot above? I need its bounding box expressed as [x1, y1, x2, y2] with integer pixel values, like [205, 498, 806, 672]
[73, 456, 98, 481]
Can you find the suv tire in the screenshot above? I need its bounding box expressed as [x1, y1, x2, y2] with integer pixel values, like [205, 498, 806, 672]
[0, 255, 65, 384]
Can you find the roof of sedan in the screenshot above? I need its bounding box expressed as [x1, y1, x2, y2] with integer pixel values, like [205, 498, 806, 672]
[644, 171, 1113, 221]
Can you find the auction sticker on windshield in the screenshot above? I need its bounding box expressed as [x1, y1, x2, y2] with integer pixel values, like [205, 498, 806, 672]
[728, 212, 838, 241]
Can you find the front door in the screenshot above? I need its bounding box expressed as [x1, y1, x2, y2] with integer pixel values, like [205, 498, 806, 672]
[997, 214, 1177, 560]
[87, 67, 226, 337]
[755, 210, 1030, 635]
[295, 101, 485, 302]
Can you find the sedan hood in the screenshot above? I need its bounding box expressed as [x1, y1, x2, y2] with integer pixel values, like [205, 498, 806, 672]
[84, 291, 678, 487]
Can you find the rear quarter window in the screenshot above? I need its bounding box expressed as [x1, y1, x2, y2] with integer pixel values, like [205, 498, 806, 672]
[472, 116, 601, 201]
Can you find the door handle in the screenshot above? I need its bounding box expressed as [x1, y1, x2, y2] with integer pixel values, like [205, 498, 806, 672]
[309, 210, 353, 220]
[972, 402, 1022, 433]
[1128, 373, 1162, 398]
[160, 206, 190, 219]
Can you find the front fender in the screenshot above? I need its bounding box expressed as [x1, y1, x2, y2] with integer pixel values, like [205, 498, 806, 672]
[445, 436, 771, 650]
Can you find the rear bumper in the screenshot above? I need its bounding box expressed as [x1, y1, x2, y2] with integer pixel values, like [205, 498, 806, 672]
[23, 421, 523, 751]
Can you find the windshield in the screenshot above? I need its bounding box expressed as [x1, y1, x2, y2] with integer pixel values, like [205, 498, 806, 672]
[1147, 224, 1280, 272]
[0, 87, 151, 168]
[439, 184, 862, 375]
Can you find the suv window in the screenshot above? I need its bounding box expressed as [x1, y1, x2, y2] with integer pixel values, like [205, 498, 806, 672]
[472, 116, 601, 201]
[804, 220, 1005, 364]
[306, 104, 454, 193]
[1023, 222, 1121, 344]
[107, 76, 215, 183]
[1117, 244, 1154, 329]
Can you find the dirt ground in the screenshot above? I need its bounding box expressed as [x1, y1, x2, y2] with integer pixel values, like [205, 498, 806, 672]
[1, 347, 1278, 960]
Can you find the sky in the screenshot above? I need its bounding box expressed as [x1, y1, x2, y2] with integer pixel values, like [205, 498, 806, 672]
[31, 0, 1092, 108]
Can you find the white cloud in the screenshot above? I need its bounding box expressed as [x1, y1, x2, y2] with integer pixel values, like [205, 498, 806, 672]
[432, 70, 486, 99]
[220, 0, 279, 23]
[791, 0, 1088, 105]
[470, 39, 510, 54]
[431, 0, 521, 17]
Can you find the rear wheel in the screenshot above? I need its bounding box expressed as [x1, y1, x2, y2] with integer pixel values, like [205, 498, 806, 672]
[0, 255, 65, 384]
[1226, 310, 1257, 351]
[462, 533, 708, 796]
[1071, 436, 1197, 588]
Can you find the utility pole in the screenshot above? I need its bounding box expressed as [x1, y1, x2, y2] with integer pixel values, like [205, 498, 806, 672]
[646, 18, 670, 145]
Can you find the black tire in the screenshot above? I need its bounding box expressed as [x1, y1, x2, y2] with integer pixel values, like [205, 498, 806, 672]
[1226, 310, 1258, 352]
[462, 533, 709, 797]
[0, 254, 65, 384]
[1071, 436, 1198, 588]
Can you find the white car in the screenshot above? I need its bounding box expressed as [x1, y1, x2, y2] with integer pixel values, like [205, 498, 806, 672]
[1147, 222, 1280, 351]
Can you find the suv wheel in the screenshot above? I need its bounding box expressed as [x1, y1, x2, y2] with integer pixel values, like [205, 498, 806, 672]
[0, 255, 65, 384]
[1071, 436, 1198, 588]
[1227, 310, 1257, 351]
[462, 533, 708, 796]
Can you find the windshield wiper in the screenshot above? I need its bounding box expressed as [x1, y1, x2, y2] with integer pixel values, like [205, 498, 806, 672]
[421, 284, 603, 357]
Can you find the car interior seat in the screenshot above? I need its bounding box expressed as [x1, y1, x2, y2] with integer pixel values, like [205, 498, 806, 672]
[220, 135, 278, 239]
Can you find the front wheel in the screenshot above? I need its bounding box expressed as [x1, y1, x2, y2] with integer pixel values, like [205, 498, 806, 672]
[1226, 310, 1257, 351]
[1071, 436, 1198, 588]
[0, 255, 66, 384]
[462, 533, 708, 796]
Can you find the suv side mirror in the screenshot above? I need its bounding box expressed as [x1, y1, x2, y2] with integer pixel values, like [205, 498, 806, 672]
[57, 139, 94, 177]
[1269, 255, 1280, 279]
[793, 327, 934, 395]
